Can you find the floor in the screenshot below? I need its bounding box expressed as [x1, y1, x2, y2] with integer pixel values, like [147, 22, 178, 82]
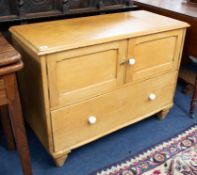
[0, 83, 196, 175]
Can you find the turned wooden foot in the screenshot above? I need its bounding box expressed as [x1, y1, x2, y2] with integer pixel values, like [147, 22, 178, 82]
[53, 154, 68, 167]
[157, 109, 170, 120]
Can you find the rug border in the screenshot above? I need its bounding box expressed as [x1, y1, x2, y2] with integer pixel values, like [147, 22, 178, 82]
[90, 123, 197, 175]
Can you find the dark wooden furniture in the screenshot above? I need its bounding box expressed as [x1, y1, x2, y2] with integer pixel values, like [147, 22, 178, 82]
[191, 76, 197, 117]
[133, 0, 197, 58]
[0, 33, 32, 175]
[190, 0, 197, 3]
[0, 0, 137, 23]
[180, 65, 197, 118]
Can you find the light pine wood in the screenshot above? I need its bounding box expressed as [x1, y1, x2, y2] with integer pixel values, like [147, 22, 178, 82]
[47, 41, 126, 108]
[9, 10, 189, 56]
[126, 30, 184, 82]
[157, 108, 171, 120]
[53, 154, 69, 167]
[51, 71, 177, 152]
[9, 10, 188, 166]
[12, 38, 53, 152]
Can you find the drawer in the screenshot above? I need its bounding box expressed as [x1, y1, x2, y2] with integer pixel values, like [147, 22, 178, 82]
[51, 71, 177, 152]
[47, 41, 126, 108]
[125, 29, 184, 82]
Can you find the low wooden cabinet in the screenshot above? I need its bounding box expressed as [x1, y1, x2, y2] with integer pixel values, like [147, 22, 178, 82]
[10, 10, 189, 166]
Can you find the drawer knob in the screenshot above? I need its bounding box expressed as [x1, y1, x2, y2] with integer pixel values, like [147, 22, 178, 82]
[129, 58, 136, 65]
[88, 116, 97, 125]
[148, 93, 157, 101]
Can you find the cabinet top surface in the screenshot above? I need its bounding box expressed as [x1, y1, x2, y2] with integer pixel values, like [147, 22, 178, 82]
[10, 10, 189, 56]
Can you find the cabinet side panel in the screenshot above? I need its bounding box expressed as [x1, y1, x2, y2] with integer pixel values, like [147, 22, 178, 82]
[12, 37, 53, 152]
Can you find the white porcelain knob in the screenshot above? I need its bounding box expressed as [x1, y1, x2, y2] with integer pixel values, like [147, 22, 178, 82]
[129, 58, 136, 65]
[88, 116, 97, 125]
[148, 93, 157, 101]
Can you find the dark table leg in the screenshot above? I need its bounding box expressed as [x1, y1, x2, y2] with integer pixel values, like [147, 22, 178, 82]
[190, 76, 197, 118]
[0, 105, 15, 150]
[4, 73, 32, 175]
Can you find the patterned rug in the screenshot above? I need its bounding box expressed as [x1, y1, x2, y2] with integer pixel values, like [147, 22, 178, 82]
[94, 125, 197, 175]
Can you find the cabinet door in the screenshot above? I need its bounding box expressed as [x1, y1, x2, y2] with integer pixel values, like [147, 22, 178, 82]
[0, 0, 17, 20]
[62, 0, 126, 11]
[19, 0, 60, 14]
[0, 0, 11, 16]
[47, 41, 126, 109]
[63, 0, 95, 9]
[125, 29, 184, 82]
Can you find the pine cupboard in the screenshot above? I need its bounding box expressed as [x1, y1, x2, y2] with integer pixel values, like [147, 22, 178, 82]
[10, 10, 189, 166]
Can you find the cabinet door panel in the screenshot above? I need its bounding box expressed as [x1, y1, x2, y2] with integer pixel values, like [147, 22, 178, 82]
[64, 0, 95, 9]
[21, 0, 57, 13]
[57, 50, 117, 92]
[0, 0, 12, 16]
[47, 41, 126, 108]
[63, 0, 127, 10]
[126, 29, 184, 82]
[102, 0, 125, 6]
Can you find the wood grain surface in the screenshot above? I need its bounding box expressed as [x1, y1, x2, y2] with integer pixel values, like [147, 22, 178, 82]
[10, 10, 189, 55]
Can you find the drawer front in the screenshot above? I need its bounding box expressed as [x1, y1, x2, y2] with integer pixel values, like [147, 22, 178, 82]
[51, 71, 177, 152]
[125, 29, 184, 82]
[47, 41, 126, 108]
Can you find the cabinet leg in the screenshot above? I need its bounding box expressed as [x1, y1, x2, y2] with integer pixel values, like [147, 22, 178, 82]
[53, 154, 69, 167]
[157, 108, 170, 120]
